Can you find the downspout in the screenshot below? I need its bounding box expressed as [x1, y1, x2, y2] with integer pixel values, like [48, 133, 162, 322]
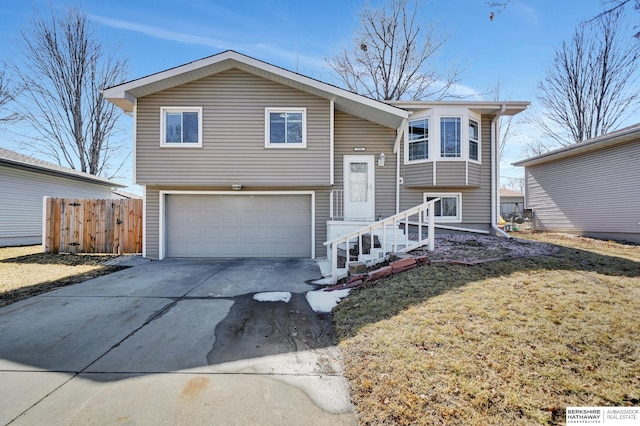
[393, 119, 408, 214]
[491, 105, 510, 238]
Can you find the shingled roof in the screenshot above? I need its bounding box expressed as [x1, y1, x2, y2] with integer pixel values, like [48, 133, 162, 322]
[0, 147, 126, 188]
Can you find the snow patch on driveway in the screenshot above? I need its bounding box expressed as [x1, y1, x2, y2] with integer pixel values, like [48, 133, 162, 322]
[306, 289, 351, 313]
[252, 292, 292, 303]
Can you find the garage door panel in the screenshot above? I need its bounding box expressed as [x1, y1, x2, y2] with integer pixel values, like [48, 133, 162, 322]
[166, 194, 311, 257]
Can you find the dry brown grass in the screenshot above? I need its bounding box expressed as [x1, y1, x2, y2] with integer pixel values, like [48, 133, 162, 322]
[0, 245, 127, 307]
[333, 233, 640, 425]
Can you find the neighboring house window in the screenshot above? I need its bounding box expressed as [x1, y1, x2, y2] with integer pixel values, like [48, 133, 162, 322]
[160, 107, 203, 147]
[265, 108, 307, 148]
[440, 117, 461, 158]
[424, 192, 462, 222]
[408, 118, 429, 161]
[469, 119, 479, 161]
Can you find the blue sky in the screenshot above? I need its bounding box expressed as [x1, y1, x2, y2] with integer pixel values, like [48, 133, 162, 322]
[0, 0, 637, 191]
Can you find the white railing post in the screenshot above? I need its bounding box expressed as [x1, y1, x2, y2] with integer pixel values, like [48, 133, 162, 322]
[323, 198, 439, 283]
[428, 205, 435, 251]
[331, 241, 338, 282]
[330, 190, 334, 220]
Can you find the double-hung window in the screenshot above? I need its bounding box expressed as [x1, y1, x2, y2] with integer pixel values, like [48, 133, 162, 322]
[160, 107, 202, 147]
[408, 118, 429, 161]
[469, 119, 479, 161]
[440, 117, 461, 158]
[424, 192, 462, 223]
[265, 108, 307, 148]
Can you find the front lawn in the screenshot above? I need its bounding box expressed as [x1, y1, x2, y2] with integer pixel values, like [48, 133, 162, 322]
[333, 233, 640, 425]
[0, 246, 127, 307]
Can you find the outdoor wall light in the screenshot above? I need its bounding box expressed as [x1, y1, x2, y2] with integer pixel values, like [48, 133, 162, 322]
[377, 152, 386, 167]
[231, 184, 242, 190]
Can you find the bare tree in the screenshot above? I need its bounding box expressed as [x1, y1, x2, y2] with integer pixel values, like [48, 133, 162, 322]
[0, 71, 18, 123]
[535, 9, 640, 147]
[7, 7, 128, 176]
[486, 80, 519, 159]
[488, 0, 640, 37]
[326, 0, 461, 101]
[589, 0, 640, 38]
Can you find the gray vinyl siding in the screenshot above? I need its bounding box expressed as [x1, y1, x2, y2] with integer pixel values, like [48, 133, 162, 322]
[468, 162, 482, 186]
[334, 110, 397, 219]
[144, 187, 160, 258]
[143, 185, 331, 259]
[399, 116, 493, 228]
[0, 165, 113, 246]
[404, 162, 434, 186]
[136, 68, 331, 186]
[435, 162, 467, 186]
[524, 139, 640, 241]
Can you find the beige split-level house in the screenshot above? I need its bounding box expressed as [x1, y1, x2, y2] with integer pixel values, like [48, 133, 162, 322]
[104, 50, 528, 280]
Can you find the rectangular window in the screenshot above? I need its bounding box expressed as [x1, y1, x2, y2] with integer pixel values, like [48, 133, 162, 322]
[160, 107, 202, 147]
[424, 193, 462, 223]
[265, 108, 307, 148]
[469, 119, 479, 161]
[408, 118, 429, 161]
[440, 117, 461, 158]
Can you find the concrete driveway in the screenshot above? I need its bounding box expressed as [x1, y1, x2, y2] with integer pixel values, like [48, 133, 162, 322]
[0, 258, 356, 425]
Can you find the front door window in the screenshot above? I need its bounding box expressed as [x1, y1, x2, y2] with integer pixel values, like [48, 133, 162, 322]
[349, 163, 368, 203]
[343, 155, 375, 220]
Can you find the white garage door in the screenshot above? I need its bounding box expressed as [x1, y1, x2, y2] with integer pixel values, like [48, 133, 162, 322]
[165, 194, 312, 257]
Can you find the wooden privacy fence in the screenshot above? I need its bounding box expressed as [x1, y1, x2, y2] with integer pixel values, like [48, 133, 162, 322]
[43, 197, 142, 254]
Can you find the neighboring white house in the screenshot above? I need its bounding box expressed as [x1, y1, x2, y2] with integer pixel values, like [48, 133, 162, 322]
[513, 124, 640, 243]
[0, 148, 126, 247]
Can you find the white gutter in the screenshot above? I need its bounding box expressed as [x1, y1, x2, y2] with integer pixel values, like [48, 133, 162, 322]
[394, 119, 407, 214]
[491, 105, 509, 238]
[330, 100, 335, 185]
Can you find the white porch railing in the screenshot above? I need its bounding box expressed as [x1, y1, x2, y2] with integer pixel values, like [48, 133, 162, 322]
[330, 189, 344, 220]
[323, 199, 439, 283]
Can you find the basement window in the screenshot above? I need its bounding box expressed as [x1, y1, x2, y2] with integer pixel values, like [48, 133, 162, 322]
[424, 192, 462, 223]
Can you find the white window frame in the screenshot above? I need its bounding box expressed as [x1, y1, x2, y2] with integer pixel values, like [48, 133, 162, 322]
[423, 192, 462, 223]
[407, 117, 430, 163]
[265, 107, 307, 148]
[160, 107, 203, 148]
[468, 118, 480, 163]
[403, 109, 482, 164]
[440, 116, 462, 159]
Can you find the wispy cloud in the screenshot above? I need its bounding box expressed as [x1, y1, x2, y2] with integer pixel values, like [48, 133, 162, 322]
[91, 15, 229, 50]
[91, 15, 326, 73]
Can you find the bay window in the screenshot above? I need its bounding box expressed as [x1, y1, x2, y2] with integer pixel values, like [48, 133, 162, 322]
[408, 118, 429, 161]
[405, 109, 481, 163]
[440, 117, 461, 158]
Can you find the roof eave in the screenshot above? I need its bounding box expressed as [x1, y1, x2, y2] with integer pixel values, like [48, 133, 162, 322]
[513, 124, 640, 167]
[388, 101, 530, 116]
[0, 158, 126, 188]
[103, 51, 409, 128]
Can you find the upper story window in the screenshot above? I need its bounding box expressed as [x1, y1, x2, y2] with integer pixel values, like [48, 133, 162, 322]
[440, 117, 461, 158]
[160, 107, 202, 147]
[408, 118, 429, 161]
[404, 109, 481, 164]
[265, 108, 307, 148]
[469, 119, 479, 161]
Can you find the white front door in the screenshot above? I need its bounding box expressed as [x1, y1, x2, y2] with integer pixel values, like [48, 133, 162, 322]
[343, 155, 375, 220]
